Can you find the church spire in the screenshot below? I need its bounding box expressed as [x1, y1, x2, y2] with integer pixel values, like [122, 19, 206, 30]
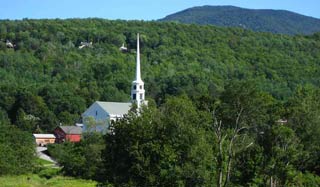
[131, 33, 145, 109]
[135, 33, 141, 81]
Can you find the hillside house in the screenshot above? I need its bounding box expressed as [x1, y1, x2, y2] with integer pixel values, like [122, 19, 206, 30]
[54, 126, 82, 143]
[33, 134, 56, 146]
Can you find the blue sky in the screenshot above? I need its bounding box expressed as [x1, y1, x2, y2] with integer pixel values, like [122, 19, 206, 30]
[1, 0, 320, 20]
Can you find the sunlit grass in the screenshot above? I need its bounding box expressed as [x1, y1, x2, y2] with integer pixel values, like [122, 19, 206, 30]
[36, 158, 54, 166]
[0, 175, 97, 187]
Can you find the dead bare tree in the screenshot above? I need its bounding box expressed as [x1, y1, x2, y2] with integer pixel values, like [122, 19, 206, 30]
[213, 108, 254, 187]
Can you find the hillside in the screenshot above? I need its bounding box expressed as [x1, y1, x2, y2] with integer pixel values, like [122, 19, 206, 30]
[1, 18, 320, 186]
[160, 5, 320, 35]
[0, 19, 320, 132]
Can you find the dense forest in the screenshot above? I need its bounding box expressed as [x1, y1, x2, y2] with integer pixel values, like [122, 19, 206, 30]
[160, 5, 320, 35]
[1, 18, 320, 186]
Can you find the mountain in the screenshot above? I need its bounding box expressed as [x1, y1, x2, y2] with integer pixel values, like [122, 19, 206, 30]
[160, 5, 320, 35]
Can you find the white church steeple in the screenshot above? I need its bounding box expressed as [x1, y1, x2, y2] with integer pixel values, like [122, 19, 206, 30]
[131, 33, 145, 109]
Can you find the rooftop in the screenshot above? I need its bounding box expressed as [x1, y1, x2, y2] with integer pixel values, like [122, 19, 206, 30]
[96, 101, 131, 116]
[58, 126, 82, 134]
[33, 134, 56, 139]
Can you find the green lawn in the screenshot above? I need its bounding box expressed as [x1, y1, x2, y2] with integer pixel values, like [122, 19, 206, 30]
[0, 175, 97, 187]
[36, 158, 54, 166]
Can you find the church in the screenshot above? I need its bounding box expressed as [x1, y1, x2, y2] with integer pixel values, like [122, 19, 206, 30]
[82, 33, 146, 132]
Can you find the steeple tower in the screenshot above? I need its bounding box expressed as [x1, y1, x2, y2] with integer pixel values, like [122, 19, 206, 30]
[131, 33, 145, 109]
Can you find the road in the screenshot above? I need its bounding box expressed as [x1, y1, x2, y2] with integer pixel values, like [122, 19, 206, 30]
[36, 146, 57, 165]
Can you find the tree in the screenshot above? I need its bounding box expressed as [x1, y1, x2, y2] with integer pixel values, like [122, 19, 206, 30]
[0, 121, 36, 175]
[212, 113, 255, 187]
[257, 125, 302, 187]
[47, 132, 105, 180]
[103, 96, 214, 186]
[285, 86, 320, 174]
[83, 116, 108, 133]
[211, 81, 278, 187]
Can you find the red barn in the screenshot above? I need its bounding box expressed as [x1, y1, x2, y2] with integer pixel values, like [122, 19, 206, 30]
[54, 126, 82, 143]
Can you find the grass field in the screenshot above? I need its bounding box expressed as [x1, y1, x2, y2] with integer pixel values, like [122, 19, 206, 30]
[36, 158, 55, 165]
[0, 175, 97, 187]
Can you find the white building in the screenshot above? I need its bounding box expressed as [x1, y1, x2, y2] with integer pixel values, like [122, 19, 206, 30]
[82, 33, 146, 132]
[130, 33, 146, 109]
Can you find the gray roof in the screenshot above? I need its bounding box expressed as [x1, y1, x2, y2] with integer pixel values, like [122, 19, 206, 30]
[59, 126, 82, 134]
[96, 101, 131, 116]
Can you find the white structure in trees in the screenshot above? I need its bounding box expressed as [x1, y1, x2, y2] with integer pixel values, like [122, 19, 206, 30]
[131, 33, 146, 109]
[78, 41, 92, 49]
[6, 40, 14, 48]
[119, 43, 128, 52]
[82, 33, 146, 132]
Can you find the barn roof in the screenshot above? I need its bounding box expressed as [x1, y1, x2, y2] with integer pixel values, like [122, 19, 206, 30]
[59, 126, 82, 135]
[96, 101, 131, 116]
[33, 134, 56, 139]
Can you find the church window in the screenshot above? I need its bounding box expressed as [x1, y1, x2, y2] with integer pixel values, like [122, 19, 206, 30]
[140, 85, 143, 89]
[133, 94, 136, 100]
[96, 111, 98, 116]
[133, 85, 136, 90]
[140, 94, 143, 100]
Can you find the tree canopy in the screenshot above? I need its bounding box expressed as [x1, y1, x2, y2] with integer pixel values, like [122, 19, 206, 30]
[1, 18, 320, 186]
[0, 18, 320, 132]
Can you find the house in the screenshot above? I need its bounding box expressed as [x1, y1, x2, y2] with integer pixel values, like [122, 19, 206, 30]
[54, 126, 82, 143]
[6, 40, 14, 48]
[78, 41, 93, 49]
[119, 43, 128, 52]
[276, 119, 288, 125]
[33, 134, 56, 146]
[82, 33, 147, 132]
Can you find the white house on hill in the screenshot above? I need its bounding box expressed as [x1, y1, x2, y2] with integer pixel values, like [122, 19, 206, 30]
[82, 33, 146, 132]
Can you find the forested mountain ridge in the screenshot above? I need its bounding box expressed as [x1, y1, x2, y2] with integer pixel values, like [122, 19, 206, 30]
[1, 18, 320, 186]
[160, 5, 320, 35]
[0, 18, 320, 132]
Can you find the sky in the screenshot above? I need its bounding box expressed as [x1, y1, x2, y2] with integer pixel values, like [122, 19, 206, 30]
[1, 0, 320, 20]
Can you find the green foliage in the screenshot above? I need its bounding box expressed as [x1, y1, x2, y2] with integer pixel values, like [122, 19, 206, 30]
[218, 80, 278, 128]
[38, 168, 60, 179]
[0, 174, 97, 187]
[0, 121, 36, 175]
[289, 172, 320, 186]
[103, 96, 214, 186]
[47, 133, 105, 181]
[0, 18, 320, 186]
[286, 85, 320, 174]
[36, 158, 55, 166]
[0, 18, 320, 133]
[160, 5, 320, 35]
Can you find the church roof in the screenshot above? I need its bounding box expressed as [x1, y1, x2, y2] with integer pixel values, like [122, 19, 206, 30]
[96, 101, 131, 116]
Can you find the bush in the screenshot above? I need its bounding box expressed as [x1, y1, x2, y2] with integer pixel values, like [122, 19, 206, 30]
[38, 168, 60, 179]
[0, 122, 36, 175]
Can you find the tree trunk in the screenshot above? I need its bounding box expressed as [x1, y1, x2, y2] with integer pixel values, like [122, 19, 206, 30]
[225, 158, 232, 186]
[270, 176, 277, 187]
[217, 135, 223, 187]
